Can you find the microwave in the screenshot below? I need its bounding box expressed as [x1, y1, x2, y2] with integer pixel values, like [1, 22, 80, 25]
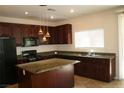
[23, 37, 38, 47]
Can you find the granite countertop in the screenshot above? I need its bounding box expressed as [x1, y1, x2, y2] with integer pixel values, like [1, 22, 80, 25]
[17, 51, 115, 60]
[16, 58, 80, 74]
[57, 52, 115, 59]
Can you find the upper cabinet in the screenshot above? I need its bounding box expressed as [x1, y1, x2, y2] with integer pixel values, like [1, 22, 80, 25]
[12, 24, 23, 46]
[48, 26, 58, 44]
[55, 24, 72, 44]
[48, 24, 72, 44]
[21, 25, 40, 38]
[0, 22, 13, 37]
[0, 22, 72, 46]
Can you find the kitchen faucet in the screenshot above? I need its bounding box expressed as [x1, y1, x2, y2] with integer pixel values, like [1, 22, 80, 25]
[88, 49, 95, 56]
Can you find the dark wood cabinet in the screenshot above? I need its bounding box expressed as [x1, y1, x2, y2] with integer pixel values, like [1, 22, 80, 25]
[0, 22, 72, 46]
[56, 24, 72, 44]
[47, 26, 58, 44]
[31, 25, 39, 38]
[55, 54, 116, 82]
[17, 64, 74, 88]
[12, 24, 23, 46]
[21, 25, 32, 38]
[0, 22, 13, 37]
[74, 57, 115, 82]
[37, 24, 72, 44]
[17, 58, 28, 64]
[12, 24, 39, 46]
[17, 51, 116, 82]
[23, 25, 39, 38]
[46, 24, 72, 44]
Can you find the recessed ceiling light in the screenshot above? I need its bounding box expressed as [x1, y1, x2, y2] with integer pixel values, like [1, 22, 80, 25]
[48, 8, 56, 12]
[50, 16, 54, 19]
[70, 9, 74, 13]
[25, 11, 29, 15]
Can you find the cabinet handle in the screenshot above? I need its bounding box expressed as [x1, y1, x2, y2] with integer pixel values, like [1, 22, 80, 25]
[23, 70, 26, 75]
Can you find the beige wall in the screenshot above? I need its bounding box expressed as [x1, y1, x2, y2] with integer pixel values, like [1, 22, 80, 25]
[55, 9, 118, 53]
[55, 9, 119, 78]
[0, 16, 57, 55]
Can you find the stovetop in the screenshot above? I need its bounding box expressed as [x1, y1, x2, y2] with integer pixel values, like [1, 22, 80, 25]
[22, 50, 39, 62]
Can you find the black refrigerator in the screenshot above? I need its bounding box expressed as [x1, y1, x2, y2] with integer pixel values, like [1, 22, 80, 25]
[0, 37, 17, 87]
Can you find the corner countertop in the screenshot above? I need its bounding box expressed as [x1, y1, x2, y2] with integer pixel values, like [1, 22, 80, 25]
[41, 51, 115, 59]
[16, 58, 80, 74]
[17, 51, 116, 62]
[56, 52, 115, 59]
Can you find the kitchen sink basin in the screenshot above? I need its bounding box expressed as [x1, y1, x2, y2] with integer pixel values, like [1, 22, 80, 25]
[83, 54, 101, 57]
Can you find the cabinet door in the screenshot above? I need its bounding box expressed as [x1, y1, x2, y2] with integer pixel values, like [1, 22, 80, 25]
[26, 25, 39, 37]
[13, 24, 39, 46]
[18, 68, 32, 88]
[56, 24, 72, 44]
[96, 59, 110, 81]
[0, 22, 13, 37]
[31, 25, 39, 38]
[26, 25, 33, 37]
[75, 58, 100, 79]
[12, 24, 23, 46]
[74, 61, 86, 76]
[84, 58, 99, 79]
[17, 59, 28, 64]
[21, 25, 30, 38]
[48, 26, 58, 44]
[64, 24, 72, 44]
[57, 25, 65, 44]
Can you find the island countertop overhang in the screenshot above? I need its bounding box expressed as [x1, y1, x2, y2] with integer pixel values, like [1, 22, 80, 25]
[16, 58, 80, 74]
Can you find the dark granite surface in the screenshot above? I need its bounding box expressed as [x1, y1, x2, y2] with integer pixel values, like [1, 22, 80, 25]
[17, 51, 116, 60]
[38, 51, 115, 59]
[56, 52, 115, 59]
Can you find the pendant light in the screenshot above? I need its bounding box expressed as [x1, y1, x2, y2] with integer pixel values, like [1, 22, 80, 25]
[45, 8, 55, 37]
[45, 31, 51, 37]
[39, 27, 43, 35]
[45, 24, 50, 37]
[44, 6, 50, 38]
[38, 6, 43, 35]
[38, 5, 50, 41]
[43, 35, 47, 41]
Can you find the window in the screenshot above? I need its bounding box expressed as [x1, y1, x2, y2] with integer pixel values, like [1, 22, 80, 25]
[75, 28, 104, 48]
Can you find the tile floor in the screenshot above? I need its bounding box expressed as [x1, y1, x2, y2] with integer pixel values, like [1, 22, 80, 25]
[74, 75, 124, 88]
[6, 75, 124, 88]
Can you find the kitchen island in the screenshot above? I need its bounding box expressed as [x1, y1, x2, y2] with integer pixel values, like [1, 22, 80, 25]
[17, 58, 79, 88]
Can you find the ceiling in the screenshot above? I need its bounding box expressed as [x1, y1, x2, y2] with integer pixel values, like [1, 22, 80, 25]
[0, 5, 119, 22]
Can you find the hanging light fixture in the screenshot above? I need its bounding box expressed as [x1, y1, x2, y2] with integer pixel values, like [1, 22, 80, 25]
[43, 35, 47, 41]
[45, 8, 56, 38]
[38, 5, 51, 41]
[39, 27, 43, 35]
[45, 31, 51, 37]
[38, 6, 43, 35]
[45, 24, 50, 37]
[44, 7, 50, 38]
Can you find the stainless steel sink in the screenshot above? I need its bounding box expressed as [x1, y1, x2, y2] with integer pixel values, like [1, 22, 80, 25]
[83, 54, 101, 57]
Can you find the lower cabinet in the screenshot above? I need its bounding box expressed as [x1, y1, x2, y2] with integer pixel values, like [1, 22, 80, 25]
[74, 57, 115, 82]
[17, 54, 116, 82]
[17, 65, 74, 88]
[17, 58, 28, 64]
